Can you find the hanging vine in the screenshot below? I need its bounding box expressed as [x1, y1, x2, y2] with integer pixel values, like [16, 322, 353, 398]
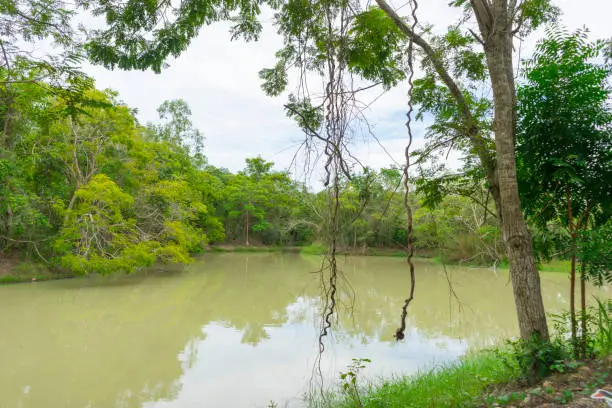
[318, 0, 352, 355]
[394, 0, 419, 341]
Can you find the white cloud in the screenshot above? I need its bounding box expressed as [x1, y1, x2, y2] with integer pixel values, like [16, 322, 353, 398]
[84, 0, 612, 181]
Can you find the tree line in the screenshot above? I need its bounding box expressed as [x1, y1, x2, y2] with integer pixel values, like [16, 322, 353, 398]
[0, 80, 505, 272]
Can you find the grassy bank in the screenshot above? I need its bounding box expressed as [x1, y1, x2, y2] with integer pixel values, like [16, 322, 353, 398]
[308, 299, 612, 408]
[208, 245, 303, 254]
[207, 243, 409, 257]
[314, 350, 521, 408]
[240, 243, 572, 272]
[0, 259, 72, 284]
[312, 351, 612, 408]
[220, 243, 571, 273]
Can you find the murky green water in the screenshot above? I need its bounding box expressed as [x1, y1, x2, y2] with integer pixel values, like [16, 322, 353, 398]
[0, 253, 609, 407]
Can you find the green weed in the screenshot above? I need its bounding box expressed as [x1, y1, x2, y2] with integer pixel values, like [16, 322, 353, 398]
[300, 243, 327, 255]
[311, 351, 520, 408]
[593, 297, 612, 356]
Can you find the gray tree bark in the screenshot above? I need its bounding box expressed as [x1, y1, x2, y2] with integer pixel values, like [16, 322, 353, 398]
[476, 0, 549, 340]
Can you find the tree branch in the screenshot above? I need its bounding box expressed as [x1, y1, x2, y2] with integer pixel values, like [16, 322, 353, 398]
[470, 0, 494, 34]
[374, 0, 496, 174]
[468, 28, 485, 46]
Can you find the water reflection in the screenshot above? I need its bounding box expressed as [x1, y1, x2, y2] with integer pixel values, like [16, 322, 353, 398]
[0, 253, 608, 408]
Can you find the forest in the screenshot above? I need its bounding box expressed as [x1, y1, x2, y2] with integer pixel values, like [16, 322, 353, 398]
[1, 46, 610, 278]
[0, 81, 506, 274]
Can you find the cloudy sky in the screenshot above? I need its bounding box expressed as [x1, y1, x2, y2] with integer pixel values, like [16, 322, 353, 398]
[84, 0, 610, 185]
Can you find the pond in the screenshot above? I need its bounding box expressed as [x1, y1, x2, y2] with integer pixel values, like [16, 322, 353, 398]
[0, 253, 608, 407]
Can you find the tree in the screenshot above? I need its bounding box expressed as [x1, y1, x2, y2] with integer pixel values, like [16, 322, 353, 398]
[370, 0, 558, 343]
[220, 157, 297, 246]
[264, 0, 557, 342]
[79, 0, 560, 342]
[517, 28, 612, 355]
[148, 99, 205, 164]
[54, 174, 159, 275]
[0, 73, 226, 274]
[0, 0, 92, 147]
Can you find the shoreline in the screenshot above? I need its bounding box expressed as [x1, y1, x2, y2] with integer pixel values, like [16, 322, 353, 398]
[0, 246, 570, 285]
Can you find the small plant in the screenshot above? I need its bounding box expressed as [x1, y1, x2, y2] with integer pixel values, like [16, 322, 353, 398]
[589, 371, 610, 391]
[504, 333, 570, 383]
[550, 300, 611, 359]
[549, 359, 580, 374]
[493, 391, 525, 406]
[592, 297, 612, 357]
[555, 389, 574, 404]
[339, 358, 370, 407]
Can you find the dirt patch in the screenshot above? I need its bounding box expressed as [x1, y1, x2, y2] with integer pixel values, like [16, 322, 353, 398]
[483, 357, 612, 407]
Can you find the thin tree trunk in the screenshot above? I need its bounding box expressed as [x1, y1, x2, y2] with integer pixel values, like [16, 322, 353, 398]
[577, 205, 590, 358]
[570, 253, 577, 349]
[580, 260, 587, 357]
[483, 18, 549, 341]
[244, 210, 250, 246]
[568, 188, 578, 352]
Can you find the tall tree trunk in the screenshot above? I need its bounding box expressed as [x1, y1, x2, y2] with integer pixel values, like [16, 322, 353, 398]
[374, 0, 549, 342]
[483, 16, 549, 341]
[570, 251, 577, 349]
[577, 205, 590, 358]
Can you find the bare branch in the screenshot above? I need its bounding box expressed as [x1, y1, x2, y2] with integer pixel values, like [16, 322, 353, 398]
[468, 28, 485, 46]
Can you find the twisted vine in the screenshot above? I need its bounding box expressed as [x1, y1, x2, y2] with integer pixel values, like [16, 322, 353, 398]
[394, 0, 419, 341]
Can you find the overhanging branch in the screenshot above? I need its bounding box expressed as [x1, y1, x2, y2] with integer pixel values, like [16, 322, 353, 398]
[374, 0, 496, 174]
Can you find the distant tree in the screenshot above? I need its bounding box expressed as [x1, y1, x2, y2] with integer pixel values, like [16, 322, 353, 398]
[221, 157, 297, 246]
[148, 99, 205, 164]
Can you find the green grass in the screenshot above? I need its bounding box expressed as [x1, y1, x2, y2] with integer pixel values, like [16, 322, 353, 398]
[538, 259, 571, 273]
[0, 275, 23, 284]
[300, 243, 327, 255]
[365, 249, 406, 257]
[208, 245, 283, 253]
[299, 244, 411, 257]
[312, 350, 520, 408]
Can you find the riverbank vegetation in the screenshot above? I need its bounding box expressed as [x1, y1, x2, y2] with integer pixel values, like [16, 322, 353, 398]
[2, 28, 610, 287]
[0, 80, 525, 279]
[311, 298, 612, 408]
